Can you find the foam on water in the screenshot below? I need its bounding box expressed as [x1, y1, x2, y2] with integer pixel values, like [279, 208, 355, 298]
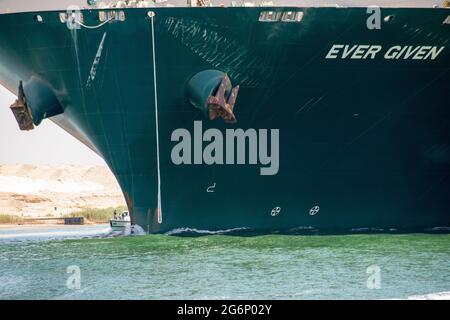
[106, 224, 146, 237]
[429, 227, 450, 232]
[164, 227, 250, 236]
[131, 224, 146, 235]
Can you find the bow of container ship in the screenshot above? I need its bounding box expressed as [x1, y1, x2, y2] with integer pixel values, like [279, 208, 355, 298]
[0, 0, 449, 234]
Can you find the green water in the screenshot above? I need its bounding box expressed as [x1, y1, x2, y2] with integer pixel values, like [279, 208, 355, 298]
[0, 230, 449, 299]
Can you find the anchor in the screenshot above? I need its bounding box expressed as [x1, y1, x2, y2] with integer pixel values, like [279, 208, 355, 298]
[186, 70, 240, 124]
[9, 78, 63, 130]
[10, 81, 34, 131]
[206, 74, 239, 124]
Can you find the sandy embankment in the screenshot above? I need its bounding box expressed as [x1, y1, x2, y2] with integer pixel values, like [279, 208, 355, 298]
[0, 164, 125, 220]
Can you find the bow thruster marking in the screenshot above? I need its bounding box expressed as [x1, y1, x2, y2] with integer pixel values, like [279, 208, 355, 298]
[309, 206, 320, 216]
[271, 207, 281, 216]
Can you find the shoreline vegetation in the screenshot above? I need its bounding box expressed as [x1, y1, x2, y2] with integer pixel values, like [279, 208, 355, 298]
[0, 206, 127, 225]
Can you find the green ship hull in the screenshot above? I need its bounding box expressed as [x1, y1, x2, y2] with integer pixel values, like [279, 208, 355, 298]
[1, 7, 449, 234]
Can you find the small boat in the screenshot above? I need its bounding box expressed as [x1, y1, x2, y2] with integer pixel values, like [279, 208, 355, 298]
[109, 211, 131, 231]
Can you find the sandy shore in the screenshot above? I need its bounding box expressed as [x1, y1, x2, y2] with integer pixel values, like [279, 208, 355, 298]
[0, 164, 126, 218]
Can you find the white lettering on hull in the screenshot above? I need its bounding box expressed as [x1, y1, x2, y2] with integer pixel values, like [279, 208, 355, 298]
[326, 44, 445, 60]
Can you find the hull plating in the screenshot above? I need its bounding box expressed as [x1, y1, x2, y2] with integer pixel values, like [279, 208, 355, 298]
[0, 7, 449, 233]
